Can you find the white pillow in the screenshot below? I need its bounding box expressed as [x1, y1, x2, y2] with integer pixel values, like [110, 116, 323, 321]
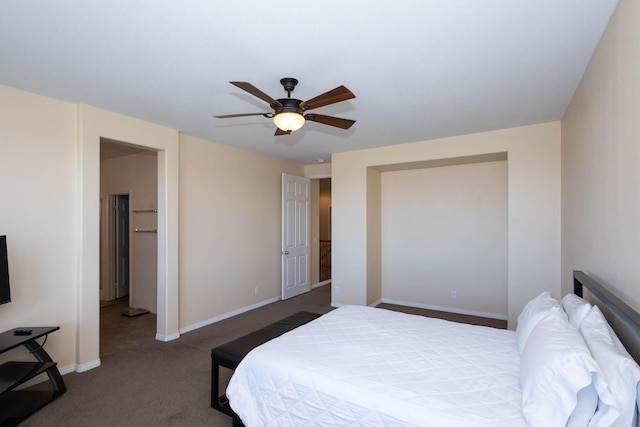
[520, 308, 608, 427]
[636, 386, 639, 427]
[516, 291, 564, 353]
[580, 306, 640, 427]
[562, 293, 592, 329]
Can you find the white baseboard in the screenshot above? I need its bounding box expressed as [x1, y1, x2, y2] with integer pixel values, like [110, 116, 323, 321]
[155, 332, 180, 342]
[368, 298, 382, 307]
[312, 280, 331, 289]
[16, 362, 92, 390]
[180, 285, 330, 334]
[330, 302, 346, 308]
[179, 296, 281, 334]
[380, 298, 508, 320]
[75, 358, 101, 372]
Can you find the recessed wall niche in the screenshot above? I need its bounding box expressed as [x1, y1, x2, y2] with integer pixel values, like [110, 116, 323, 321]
[377, 153, 508, 319]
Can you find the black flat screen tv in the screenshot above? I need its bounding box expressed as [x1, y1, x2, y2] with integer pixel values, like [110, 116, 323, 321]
[0, 236, 10, 305]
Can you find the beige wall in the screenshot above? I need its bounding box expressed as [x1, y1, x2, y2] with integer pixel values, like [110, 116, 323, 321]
[0, 85, 179, 372]
[177, 134, 303, 331]
[366, 167, 382, 305]
[0, 85, 78, 369]
[78, 104, 180, 369]
[100, 148, 158, 313]
[561, 0, 640, 309]
[0, 83, 305, 372]
[333, 122, 561, 328]
[304, 163, 331, 178]
[381, 160, 508, 318]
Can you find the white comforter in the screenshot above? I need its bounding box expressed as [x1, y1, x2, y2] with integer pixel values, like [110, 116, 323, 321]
[227, 305, 527, 426]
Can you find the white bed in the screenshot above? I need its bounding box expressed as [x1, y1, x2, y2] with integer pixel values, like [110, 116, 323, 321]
[227, 305, 525, 426]
[226, 272, 640, 427]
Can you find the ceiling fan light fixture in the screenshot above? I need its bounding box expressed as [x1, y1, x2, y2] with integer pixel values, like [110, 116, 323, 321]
[274, 112, 305, 132]
[216, 78, 355, 135]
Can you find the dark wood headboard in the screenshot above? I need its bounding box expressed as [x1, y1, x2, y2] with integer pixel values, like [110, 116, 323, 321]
[574, 270, 640, 363]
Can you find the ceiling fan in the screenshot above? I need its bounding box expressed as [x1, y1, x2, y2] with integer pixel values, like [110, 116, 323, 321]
[214, 78, 356, 136]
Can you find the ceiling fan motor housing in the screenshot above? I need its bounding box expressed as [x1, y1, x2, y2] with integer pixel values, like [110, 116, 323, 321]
[274, 97, 303, 115]
[272, 78, 302, 114]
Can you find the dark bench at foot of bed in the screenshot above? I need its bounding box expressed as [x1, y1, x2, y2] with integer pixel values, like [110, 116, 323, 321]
[211, 311, 322, 425]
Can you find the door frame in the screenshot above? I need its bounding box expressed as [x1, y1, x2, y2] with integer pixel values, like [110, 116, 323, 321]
[79, 107, 179, 372]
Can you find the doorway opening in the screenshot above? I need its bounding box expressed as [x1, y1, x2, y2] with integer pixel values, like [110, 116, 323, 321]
[308, 177, 332, 290]
[318, 179, 331, 282]
[99, 139, 158, 357]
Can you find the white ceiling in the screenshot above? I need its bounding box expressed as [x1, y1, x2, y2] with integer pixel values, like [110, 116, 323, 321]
[0, 1, 618, 164]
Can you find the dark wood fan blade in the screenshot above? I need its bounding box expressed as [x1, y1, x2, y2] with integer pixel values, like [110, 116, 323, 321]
[300, 85, 355, 111]
[213, 112, 271, 118]
[230, 82, 282, 108]
[213, 113, 273, 119]
[274, 128, 290, 136]
[305, 114, 355, 130]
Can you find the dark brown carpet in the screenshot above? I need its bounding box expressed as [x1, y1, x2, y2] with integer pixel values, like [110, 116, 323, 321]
[21, 286, 505, 426]
[99, 297, 157, 357]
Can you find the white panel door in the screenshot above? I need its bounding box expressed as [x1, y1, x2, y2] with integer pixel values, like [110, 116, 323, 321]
[282, 173, 310, 300]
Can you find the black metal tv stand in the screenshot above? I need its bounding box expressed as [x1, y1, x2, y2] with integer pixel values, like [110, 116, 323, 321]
[0, 327, 66, 426]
